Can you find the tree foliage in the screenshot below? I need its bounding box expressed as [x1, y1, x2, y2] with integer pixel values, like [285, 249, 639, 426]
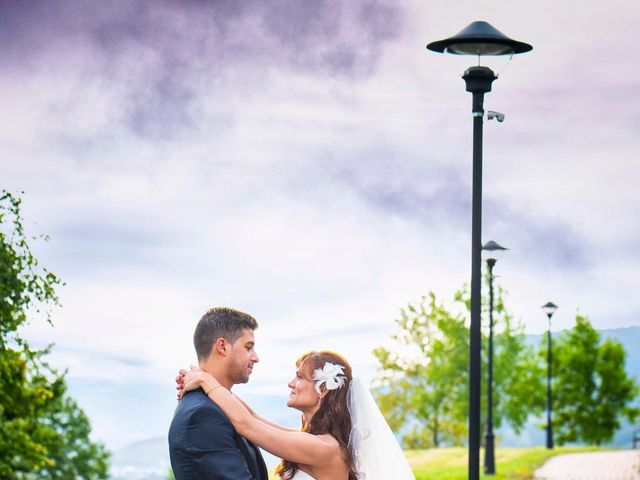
[0, 191, 110, 479]
[373, 285, 543, 448]
[551, 314, 639, 445]
[373, 292, 468, 448]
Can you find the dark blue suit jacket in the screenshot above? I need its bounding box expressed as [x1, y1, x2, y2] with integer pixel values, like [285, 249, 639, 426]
[169, 389, 269, 480]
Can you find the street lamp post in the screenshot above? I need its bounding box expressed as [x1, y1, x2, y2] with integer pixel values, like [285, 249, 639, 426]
[427, 22, 531, 480]
[542, 301, 558, 449]
[482, 241, 508, 475]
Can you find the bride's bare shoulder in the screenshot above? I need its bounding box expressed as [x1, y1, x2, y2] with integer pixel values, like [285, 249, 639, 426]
[313, 432, 340, 449]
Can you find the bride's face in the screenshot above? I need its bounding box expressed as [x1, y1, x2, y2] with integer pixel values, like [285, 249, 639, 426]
[286, 363, 320, 411]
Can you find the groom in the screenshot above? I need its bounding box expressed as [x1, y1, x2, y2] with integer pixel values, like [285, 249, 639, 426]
[168, 307, 269, 480]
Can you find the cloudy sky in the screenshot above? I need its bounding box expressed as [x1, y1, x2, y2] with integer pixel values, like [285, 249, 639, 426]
[2, 0, 639, 450]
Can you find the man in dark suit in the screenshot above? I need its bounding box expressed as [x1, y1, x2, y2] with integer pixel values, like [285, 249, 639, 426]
[169, 307, 269, 480]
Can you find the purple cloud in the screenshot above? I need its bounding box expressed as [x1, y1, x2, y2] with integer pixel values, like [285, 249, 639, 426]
[1, 0, 404, 140]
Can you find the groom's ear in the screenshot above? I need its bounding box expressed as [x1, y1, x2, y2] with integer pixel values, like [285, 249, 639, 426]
[213, 337, 228, 356]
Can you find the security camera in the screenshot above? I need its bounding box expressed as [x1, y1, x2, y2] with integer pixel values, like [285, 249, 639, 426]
[487, 111, 505, 122]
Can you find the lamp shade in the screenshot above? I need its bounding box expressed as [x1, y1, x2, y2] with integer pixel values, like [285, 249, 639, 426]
[426, 21, 532, 56]
[541, 302, 558, 318]
[482, 240, 508, 262]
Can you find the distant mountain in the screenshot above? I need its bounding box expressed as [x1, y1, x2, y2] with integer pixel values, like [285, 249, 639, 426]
[110, 437, 169, 480]
[500, 326, 639, 448]
[108, 394, 289, 480]
[109, 435, 280, 480]
[525, 326, 640, 383]
[107, 327, 639, 478]
[601, 326, 640, 384]
[602, 326, 640, 447]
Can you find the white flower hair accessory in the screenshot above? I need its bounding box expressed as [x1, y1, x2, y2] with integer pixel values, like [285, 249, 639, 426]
[313, 362, 347, 394]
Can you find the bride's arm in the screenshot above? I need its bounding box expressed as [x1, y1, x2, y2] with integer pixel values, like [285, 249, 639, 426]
[176, 369, 297, 432]
[182, 371, 340, 465]
[233, 395, 298, 432]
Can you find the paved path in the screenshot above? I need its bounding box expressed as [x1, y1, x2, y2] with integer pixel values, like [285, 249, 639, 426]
[534, 450, 640, 480]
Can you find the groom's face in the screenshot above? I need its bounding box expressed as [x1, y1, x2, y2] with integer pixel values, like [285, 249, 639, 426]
[227, 328, 259, 385]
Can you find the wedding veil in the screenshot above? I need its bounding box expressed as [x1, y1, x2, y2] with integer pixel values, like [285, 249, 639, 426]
[347, 377, 415, 480]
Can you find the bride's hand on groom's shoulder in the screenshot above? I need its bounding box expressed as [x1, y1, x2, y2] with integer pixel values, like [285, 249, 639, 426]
[176, 365, 204, 399]
[175, 368, 188, 399]
[177, 366, 213, 399]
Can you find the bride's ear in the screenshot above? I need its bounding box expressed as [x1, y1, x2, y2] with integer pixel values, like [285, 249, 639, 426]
[317, 386, 329, 399]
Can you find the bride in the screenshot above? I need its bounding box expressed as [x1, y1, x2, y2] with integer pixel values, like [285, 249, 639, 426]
[178, 350, 415, 480]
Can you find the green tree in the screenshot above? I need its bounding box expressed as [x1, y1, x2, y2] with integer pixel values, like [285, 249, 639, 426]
[0, 191, 110, 478]
[551, 314, 639, 445]
[373, 286, 543, 448]
[486, 286, 545, 435]
[373, 292, 468, 447]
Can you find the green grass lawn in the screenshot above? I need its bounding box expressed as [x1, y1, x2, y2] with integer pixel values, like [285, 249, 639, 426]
[406, 446, 602, 480]
[269, 446, 603, 479]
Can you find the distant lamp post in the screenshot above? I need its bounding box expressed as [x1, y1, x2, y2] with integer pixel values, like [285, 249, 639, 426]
[542, 301, 558, 449]
[482, 240, 507, 475]
[427, 22, 532, 480]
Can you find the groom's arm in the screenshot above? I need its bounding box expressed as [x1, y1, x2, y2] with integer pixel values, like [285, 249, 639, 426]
[186, 405, 255, 480]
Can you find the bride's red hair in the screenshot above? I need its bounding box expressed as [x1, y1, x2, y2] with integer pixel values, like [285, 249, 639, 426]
[275, 350, 357, 480]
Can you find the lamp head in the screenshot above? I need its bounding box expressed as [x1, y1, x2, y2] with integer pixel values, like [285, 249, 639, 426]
[426, 21, 532, 56]
[482, 240, 508, 264]
[541, 301, 558, 319]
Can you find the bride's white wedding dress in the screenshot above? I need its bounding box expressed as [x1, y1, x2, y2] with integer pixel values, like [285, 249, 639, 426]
[290, 471, 314, 479]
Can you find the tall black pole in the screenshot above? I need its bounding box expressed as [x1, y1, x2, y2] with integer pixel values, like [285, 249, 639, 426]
[546, 313, 554, 449]
[463, 65, 496, 480]
[484, 258, 496, 474]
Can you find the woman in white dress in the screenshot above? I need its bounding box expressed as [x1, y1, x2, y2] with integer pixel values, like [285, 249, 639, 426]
[178, 350, 414, 480]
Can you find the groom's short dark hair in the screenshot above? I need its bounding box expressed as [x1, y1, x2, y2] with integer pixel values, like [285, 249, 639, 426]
[194, 307, 258, 361]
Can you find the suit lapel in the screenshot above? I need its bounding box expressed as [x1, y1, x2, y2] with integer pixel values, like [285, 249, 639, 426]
[252, 440, 269, 480]
[207, 396, 269, 480]
[237, 434, 268, 480]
